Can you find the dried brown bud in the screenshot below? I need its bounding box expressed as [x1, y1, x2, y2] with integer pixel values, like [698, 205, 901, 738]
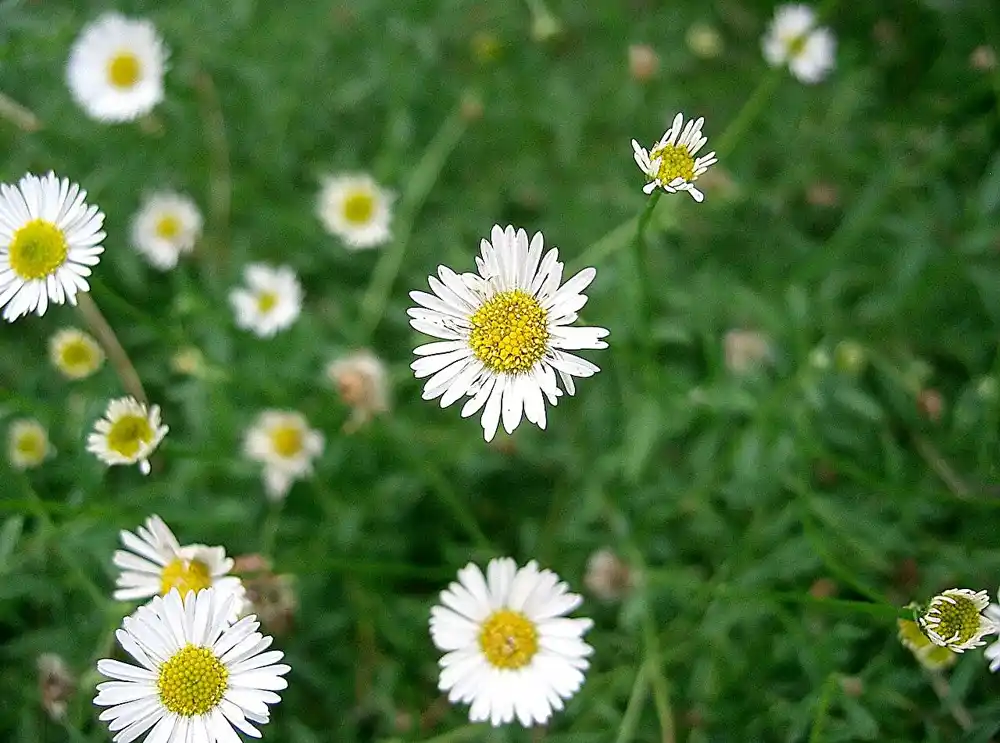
[724, 329, 772, 374]
[806, 181, 839, 207]
[809, 578, 837, 599]
[970, 45, 997, 72]
[37, 654, 75, 721]
[839, 676, 864, 697]
[584, 548, 635, 602]
[326, 350, 390, 432]
[628, 44, 659, 82]
[917, 388, 944, 422]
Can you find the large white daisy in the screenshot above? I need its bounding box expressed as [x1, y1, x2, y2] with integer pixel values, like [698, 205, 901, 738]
[316, 173, 394, 250]
[243, 410, 324, 500]
[86, 396, 168, 475]
[762, 4, 836, 84]
[229, 264, 302, 338]
[131, 191, 203, 270]
[631, 112, 718, 202]
[430, 557, 593, 727]
[66, 13, 168, 123]
[408, 225, 609, 442]
[0, 172, 106, 322]
[94, 587, 290, 743]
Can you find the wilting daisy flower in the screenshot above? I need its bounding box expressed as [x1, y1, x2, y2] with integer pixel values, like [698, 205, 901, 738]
[316, 173, 394, 249]
[131, 192, 202, 270]
[7, 419, 53, 470]
[113, 515, 246, 616]
[919, 588, 998, 652]
[762, 4, 836, 84]
[49, 327, 105, 379]
[243, 410, 324, 500]
[325, 350, 390, 431]
[409, 225, 609, 442]
[631, 112, 718, 202]
[66, 13, 168, 123]
[0, 172, 106, 322]
[229, 264, 302, 338]
[94, 588, 290, 743]
[897, 619, 957, 671]
[86, 396, 168, 475]
[430, 557, 593, 727]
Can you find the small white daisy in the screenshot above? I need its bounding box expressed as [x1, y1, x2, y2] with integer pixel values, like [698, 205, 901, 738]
[94, 587, 290, 743]
[919, 588, 998, 652]
[113, 515, 246, 616]
[66, 13, 168, 123]
[762, 4, 836, 84]
[229, 264, 302, 338]
[430, 557, 593, 727]
[408, 225, 609, 442]
[0, 172, 106, 322]
[631, 112, 718, 202]
[316, 173, 394, 249]
[243, 411, 324, 500]
[86, 396, 168, 475]
[131, 192, 202, 270]
[49, 327, 105, 379]
[7, 419, 53, 470]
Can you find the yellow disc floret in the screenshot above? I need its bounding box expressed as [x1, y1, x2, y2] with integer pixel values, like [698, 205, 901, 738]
[107, 52, 142, 88]
[155, 215, 182, 240]
[650, 143, 696, 184]
[8, 219, 68, 280]
[479, 609, 539, 669]
[159, 558, 213, 596]
[256, 291, 278, 313]
[269, 424, 303, 458]
[343, 190, 375, 225]
[106, 414, 154, 458]
[157, 645, 228, 717]
[469, 289, 549, 374]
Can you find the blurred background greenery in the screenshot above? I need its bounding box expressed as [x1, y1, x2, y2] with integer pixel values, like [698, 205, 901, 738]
[3, 0, 1000, 740]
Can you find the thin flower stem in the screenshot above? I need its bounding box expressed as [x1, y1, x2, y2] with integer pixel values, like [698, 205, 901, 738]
[912, 434, 973, 500]
[808, 673, 839, 743]
[613, 664, 650, 743]
[76, 293, 148, 405]
[712, 69, 782, 159]
[194, 71, 232, 277]
[260, 497, 285, 557]
[630, 190, 661, 349]
[927, 670, 974, 732]
[0, 90, 42, 132]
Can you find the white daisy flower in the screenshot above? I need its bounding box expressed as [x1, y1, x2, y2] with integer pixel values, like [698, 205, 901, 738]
[0, 172, 106, 322]
[7, 419, 53, 470]
[316, 173, 394, 249]
[430, 557, 593, 727]
[631, 112, 718, 202]
[408, 225, 609, 442]
[762, 4, 836, 84]
[229, 264, 302, 338]
[919, 588, 998, 652]
[94, 587, 290, 743]
[86, 396, 168, 475]
[66, 13, 168, 123]
[131, 192, 202, 270]
[113, 515, 247, 617]
[243, 410, 324, 501]
[984, 604, 1000, 672]
[49, 327, 105, 379]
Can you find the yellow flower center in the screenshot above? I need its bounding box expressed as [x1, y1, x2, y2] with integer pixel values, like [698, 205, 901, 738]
[651, 143, 696, 184]
[14, 431, 46, 460]
[787, 33, 809, 57]
[468, 289, 549, 374]
[159, 558, 213, 596]
[156, 645, 228, 717]
[155, 214, 182, 240]
[107, 51, 142, 89]
[924, 594, 984, 647]
[479, 609, 539, 669]
[269, 424, 303, 458]
[256, 291, 278, 313]
[8, 219, 68, 280]
[342, 190, 375, 225]
[105, 414, 154, 458]
[60, 339, 97, 370]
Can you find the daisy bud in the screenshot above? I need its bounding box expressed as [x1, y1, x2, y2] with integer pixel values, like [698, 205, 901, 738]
[686, 22, 723, 59]
[834, 340, 867, 375]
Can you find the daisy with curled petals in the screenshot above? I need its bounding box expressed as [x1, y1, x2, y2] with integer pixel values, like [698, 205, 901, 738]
[408, 225, 609, 442]
[131, 191, 203, 270]
[113, 515, 246, 617]
[631, 112, 718, 202]
[919, 588, 998, 652]
[94, 587, 290, 743]
[243, 410, 324, 501]
[7, 419, 53, 470]
[67, 13, 168, 123]
[86, 396, 168, 475]
[49, 327, 105, 379]
[229, 264, 302, 338]
[430, 557, 593, 727]
[762, 4, 836, 84]
[0, 172, 106, 322]
[316, 173, 394, 250]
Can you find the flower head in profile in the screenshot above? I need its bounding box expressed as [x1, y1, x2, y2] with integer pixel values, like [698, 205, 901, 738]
[919, 588, 998, 652]
[317, 173, 394, 250]
[86, 396, 168, 475]
[430, 557, 593, 727]
[897, 619, 957, 671]
[7, 419, 53, 470]
[67, 13, 168, 122]
[94, 588, 290, 742]
[408, 225, 609, 442]
[0, 172, 106, 321]
[632, 113, 717, 202]
[229, 263, 302, 338]
[131, 192, 202, 270]
[49, 327, 105, 379]
[243, 410, 324, 500]
[326, 350, 390, 431]
[762, 4, 836, 84]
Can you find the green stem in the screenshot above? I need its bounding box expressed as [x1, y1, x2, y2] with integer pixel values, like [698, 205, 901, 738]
[260, 498, 284, 558]
[76, 292, 148, 405]
[630, 190, 661, 338]
[808, 673, 839, 743]
[712, 70, 782, 159]
[613, 664, 650, 743]
[712, 584, 907, 621]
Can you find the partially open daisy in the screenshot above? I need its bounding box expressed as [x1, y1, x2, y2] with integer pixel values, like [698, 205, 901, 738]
[631, 112, 718, 202]
[409, 225, 609, 442]
[919, 588, 998, 652]
[7, 419, 53, 470]
[316, 173, 394, 249]
[243, 410, 324, 500]
[86, 396, 168, 475]
[131, 192, 202, 270]
[94, 587, 290, 743]
[49, 327, 105, 379]
[430, 557, 593, 727]
[113, 515, 246, 616]
[762, 4, 836, 84]
[67, 13, 168, 123]
[0, 172, 106, 321]
[229, 264, 302, 338]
